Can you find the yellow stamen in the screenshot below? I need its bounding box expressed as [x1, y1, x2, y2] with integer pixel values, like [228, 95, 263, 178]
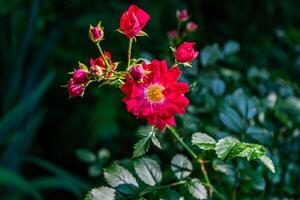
[145, 84, 164, 103]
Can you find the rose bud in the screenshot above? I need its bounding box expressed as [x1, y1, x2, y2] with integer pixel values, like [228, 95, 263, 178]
[130, 65, 145, 82]
[89, 22, 104, 42]
[89, 51, 115, 79]
[167, 30, 177, 40]
[186, 21, 198, 32]
[68, 79, 85, 97]
[175, 42, 199, 63]
[90, 65, 103, 77]
[72, 69, 89, 84]
[176, 9, 189, 22]
[119, 4, 150, 38]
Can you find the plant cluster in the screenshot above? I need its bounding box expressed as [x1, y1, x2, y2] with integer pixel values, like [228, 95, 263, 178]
[65, 5, 278, 200]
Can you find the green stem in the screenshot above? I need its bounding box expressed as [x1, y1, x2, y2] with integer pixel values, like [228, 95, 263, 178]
[127, 38, 133, 70]
[167, 126, 227, 200]
[96, 42, 111, 70]
[167, 126, 197, 159]
[175, 21, 182, 45]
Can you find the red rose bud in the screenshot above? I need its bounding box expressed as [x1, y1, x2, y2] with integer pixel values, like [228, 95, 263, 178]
[130, 65, 145, 82]
[89, 52, 115, 79]
[119, 4, 150, 38]
[72, 69, 89, 84]
[90, 65, 103, 77]
[186, 21, 198, 32]
[68, 79, 85, 97]
[89, 22, 104, 42]
[167, 30, 177, 40]
[176, 9, 189, 22]
[175, 42, 199, 63]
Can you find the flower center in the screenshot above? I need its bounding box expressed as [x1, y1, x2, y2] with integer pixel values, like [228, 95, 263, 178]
[145, 84, 164, 103]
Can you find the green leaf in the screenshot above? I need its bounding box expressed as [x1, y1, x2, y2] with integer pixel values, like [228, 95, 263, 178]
[211, 79, 226, 96]
[212, 160, 234, 176]
[171, 154, 193, 180]
[0, 167, 43, 200]
[227, 143, 266, 160]
[151, 133, 162, 149]
[216, 137, 240, 160]
[191, 132, 216, 150]
[200, 43, 223, 66]
[25, 156, 89, 192]
[31, 176, 82, 198]
[216, 137, 266, 161]
[133, 137, 151, 158]
[223, 40, 240, 55]
[97, 148, 111, 160]
[133, 126, 160, 158]
[0, 73, 53, 141]
[259, 155, 275, 173]
[187, 179, 207, 200]
[246, 126, 273, 144]
[76, 149, 96, 163]
[219, 107, 245, 133]
[87, 187, 116, 200]
[134, 157, 162, 186]
[88, 164, 102, 177]
[104, 164, 138, 194]
[159, 188, 183, 200]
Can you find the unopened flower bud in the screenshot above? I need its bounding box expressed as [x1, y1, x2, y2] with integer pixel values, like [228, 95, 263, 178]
[167, 30, 177, 40]
[186, 21, 198, 32]
[130, 65, 145, 82]
[176, 9, 189, 22]
[72, 69, 89, 84]
[90, 65, 103, 77]
[175, 42, 199, 63]
[68, 79, 85, 97]
[89, 22, 104, 42]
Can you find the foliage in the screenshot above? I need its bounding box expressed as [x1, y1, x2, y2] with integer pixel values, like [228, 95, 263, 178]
[0, 0, 300, 199]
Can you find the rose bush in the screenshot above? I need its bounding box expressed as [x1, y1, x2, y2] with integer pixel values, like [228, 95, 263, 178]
[63, 4, 279, 200]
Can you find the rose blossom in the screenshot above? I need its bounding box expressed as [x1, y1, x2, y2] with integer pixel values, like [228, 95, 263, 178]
[72, 69, 89, 84]
[121, 60, 189, 130]
[119, 4, 150, 38]
[175, 42, 199, 63]
[176, 9, 189, 22]
[130, 65, 145, 82]
[68, 79, 85, 97]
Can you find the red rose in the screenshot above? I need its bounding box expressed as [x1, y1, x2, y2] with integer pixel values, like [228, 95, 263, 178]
[175, 42, 199, 63]
[119, 5, 150, 38]
[121, 60, 189, 131]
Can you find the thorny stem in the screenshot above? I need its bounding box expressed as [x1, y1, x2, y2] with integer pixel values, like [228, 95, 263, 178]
[127, 38, 133, 70]
[96, 42, 111, 70]
[167, 126, 227, 200]
[167, 126, 197, 159]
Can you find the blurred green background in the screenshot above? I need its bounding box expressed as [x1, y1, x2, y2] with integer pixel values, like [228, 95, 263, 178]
[1, 0, 300, 199]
